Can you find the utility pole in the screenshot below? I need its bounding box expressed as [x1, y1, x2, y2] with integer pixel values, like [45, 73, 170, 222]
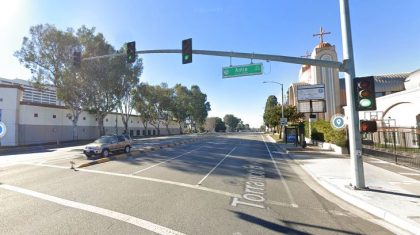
[340, 0, 365, 188]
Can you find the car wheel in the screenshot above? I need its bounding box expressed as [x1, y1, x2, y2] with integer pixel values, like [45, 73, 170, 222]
[124, 146, 131, 153]
[102, 149, 110, 158]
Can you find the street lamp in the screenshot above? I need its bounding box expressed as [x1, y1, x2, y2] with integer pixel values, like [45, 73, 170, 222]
[263, 81, 284, 138]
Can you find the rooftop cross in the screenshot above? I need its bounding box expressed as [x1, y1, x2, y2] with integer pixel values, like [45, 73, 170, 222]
[313, 27, 331, 43]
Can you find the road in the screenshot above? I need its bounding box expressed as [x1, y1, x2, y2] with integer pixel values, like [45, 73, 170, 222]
[0, 133, 393, 234]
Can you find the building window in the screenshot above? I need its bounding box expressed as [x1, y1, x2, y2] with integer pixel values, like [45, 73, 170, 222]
[0, 98, 3, 102]
[53, 114, 56, 119]
[136, 130, 140, 136]
[131, 120, 133, 123]
[83, 117, 86, 120]
[106, 118, 108, 122]
[34, 113, 38, 118]
[130, 130, 134, 137]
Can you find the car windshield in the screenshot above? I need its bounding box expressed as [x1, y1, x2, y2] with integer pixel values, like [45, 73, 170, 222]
[94, 137, 112, 144]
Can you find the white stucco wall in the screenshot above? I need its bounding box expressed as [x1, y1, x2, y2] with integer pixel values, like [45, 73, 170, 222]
[359, 87, 420, 127]
[0, 87, 21, 146]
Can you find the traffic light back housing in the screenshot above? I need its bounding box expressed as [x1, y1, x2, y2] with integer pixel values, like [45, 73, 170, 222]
[73, 51, 81, 68]
[126, 41, 136, 63]
[182, 38, 192, 64]
[354, 76, 376, 111]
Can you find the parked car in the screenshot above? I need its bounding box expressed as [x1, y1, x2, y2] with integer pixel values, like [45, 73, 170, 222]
[83, 135, 132, 158]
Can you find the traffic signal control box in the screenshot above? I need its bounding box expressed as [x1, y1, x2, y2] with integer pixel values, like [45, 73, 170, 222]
[354, 76, 376, 111]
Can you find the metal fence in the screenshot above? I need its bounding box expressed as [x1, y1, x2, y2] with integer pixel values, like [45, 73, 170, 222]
[362, 127, 420, 169]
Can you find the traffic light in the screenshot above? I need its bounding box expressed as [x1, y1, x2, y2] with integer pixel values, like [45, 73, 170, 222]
[360, 120, 377, 133]
[126, 41, 136, 63]
[73, 51, 81, 68]
[354, 76, 376, 111]
[182, 38, 192, 64]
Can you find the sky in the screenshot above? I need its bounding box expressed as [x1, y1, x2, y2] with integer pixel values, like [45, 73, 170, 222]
[1, 0, 419, 128]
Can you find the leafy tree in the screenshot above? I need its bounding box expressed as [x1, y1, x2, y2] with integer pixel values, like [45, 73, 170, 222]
[236, 120, 245, 131]
[133, 83, 156, 135]
[215, 117, 226, 132]
[77, 26, 126, 136]
[263, 95, 278, 129]
[188, 85, 211, 131]
[172, 84, 190, 133]
[155, 83, 174, 135]
[283, 105, 305, 124]
[114, 55, 143, 134]
[223, 114, 240, 132]
[15, 24, 83, 140]
[265, 105, 281, 133]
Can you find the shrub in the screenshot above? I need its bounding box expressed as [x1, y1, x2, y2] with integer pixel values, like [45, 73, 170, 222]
[306, 120, 347, 147]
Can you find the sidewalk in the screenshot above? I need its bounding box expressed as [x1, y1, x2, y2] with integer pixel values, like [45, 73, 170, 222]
[270, 139, 420, 235]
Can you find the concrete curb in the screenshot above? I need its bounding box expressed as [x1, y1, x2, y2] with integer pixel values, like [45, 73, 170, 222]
[269, 134, 420, 235]
[76, 137, 204, 169]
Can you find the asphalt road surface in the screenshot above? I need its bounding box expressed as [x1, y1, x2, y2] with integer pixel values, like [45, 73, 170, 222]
[0, 133, 394, 234]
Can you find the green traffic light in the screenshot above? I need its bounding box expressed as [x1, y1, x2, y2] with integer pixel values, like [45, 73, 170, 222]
[359, 98, 372, 107]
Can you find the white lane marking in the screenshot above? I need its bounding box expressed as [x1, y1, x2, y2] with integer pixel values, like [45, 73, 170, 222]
[0, 184, 185, 235]
[261, 135, 298, 208]
[19, 162, 242, 198]
[19, 162, 294, 207]
[131, 145, 204, 175]
[197, 147, 237, 185]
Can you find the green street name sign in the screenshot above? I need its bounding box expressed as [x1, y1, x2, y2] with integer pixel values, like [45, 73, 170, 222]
[222, 63, 263, 78]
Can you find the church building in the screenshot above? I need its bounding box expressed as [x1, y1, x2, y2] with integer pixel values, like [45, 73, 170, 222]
[287, 27, 341, 121]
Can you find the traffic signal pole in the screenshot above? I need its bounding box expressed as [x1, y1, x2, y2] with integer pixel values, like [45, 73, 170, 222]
[81, 49, 343, 70]
[340, 0, 365, 189]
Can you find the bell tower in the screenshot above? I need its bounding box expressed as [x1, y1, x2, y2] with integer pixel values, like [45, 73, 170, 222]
[310, 27, 341, 120]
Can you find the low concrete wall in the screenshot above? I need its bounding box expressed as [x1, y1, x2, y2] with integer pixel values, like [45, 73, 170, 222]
[305, 137, 349, 154]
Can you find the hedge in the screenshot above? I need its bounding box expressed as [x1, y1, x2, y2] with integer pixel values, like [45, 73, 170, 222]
[304, 120, 347, 147]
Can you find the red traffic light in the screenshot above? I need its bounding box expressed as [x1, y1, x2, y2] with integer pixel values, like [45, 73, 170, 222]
[358, 80, 370, 89]
[360, 120, 377, 133]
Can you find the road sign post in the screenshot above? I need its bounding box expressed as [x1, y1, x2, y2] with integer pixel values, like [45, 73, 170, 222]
[223, 63, 263, 78]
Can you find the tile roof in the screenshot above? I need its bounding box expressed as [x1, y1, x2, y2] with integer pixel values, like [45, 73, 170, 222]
[339, 72, 411, 93]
